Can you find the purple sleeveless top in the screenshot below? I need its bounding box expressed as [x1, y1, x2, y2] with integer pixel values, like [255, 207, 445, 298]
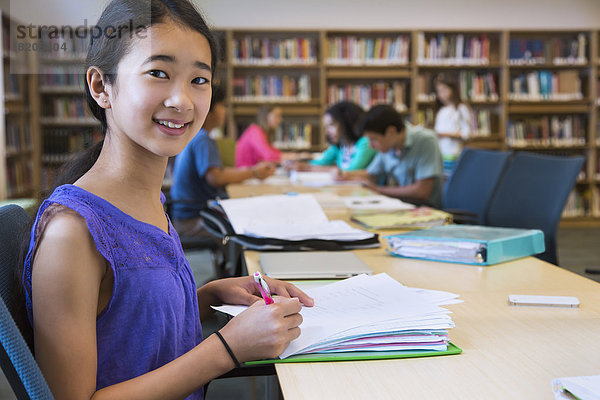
[23, 185, 204, 398]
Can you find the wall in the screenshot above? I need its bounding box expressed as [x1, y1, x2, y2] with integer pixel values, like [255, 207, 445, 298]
[2, 0, 599, 29]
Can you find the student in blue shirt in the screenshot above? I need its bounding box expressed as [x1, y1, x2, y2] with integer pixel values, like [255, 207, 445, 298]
[298, 101, 376, 172]
[170, 85, 275, 236]
[339, 105, 443, 208]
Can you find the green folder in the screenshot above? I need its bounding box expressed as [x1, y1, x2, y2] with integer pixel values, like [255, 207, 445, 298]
[245, 342, 462, 365]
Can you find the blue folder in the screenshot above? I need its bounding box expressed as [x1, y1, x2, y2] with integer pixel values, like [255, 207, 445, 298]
[385, 225, 545, 266]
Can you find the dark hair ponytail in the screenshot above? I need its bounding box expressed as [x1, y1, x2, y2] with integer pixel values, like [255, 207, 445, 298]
[325, 101, 365, 145]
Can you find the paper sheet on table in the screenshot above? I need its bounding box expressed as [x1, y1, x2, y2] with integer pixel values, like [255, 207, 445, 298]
[343, 195, 416, 211]
[212, 273, 459, 359]
[219, 194, 328, 234]
[552, 375, 600, 400]
[244, 220, 373, 241]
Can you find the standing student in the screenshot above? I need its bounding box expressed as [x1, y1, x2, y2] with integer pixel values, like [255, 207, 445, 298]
[170, 85, 275, 237]
[18, 1, 312, 399]
[339, 105, 443, 208]
[297, 101, 376, 172]
[235, 105, 283, 167]
[433, 77, 473, 174]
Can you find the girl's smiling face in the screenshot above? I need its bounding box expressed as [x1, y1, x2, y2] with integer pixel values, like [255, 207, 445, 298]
[102, 21, 212, 158]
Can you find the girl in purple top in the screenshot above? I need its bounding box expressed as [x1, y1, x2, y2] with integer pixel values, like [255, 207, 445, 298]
[20, 1, 312, 399]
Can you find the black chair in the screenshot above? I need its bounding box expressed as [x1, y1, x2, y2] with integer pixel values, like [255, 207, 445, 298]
[443, 148, 512, 225]
[0, 204, 54, 400]
[163, 195, 230, 279]
[485, 152, 584, 265]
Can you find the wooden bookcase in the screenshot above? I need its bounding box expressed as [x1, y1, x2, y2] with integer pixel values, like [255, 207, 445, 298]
[1, 25, 599, 224]
[0, 11, 40, 200]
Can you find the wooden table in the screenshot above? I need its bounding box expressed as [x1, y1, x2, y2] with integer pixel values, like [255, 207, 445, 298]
[229, 182, 600, 399]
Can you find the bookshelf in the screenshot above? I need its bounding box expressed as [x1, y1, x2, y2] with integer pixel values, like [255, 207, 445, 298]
[35, 28, 100, 194]
[0, 24, 599, 224]
[0, 12, 40, 200]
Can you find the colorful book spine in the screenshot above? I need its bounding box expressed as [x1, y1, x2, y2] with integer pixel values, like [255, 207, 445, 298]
[327, 81, 406, 111]
[509, 70, 582, 101]
[233, 36, 317, 65]
[509, 34, 587, 65]
[417, 33, 490, 65]
[326, 35, 409, 65]
[506, 115, 587, 147]
[232, 74, 312, 102]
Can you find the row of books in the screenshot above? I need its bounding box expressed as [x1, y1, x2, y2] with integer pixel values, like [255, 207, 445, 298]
[5, 120, 31, 155]
[508, 34, 587, 65]
[272, 122, 313, 150]
[416, 71, 498, 102]
[416, 33, 491, 65]
[6, 160, 33, 197]
[4, 69, 20, 97]
[509, 70, 583, 101]
[41, 96, 93, 119]
[42, 129, 102, 163]
[39, 33, 89, 60]
[39, 65, 86, 87]
[563, 189, 589, 218]
[506, 115, 587, 146]
[232, 75, 312, 102]
[2, 22, 11, 54]
[326, 36, 410, 65]
[326, 81, 407, 112]
[417, 107, 493, 137]
[232, 36, 317, 65]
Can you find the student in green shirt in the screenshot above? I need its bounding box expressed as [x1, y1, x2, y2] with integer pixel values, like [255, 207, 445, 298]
[340, 105, 443, 208]
[296, 101, 376, 172]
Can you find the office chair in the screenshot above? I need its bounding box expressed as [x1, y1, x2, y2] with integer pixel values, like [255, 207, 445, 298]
[443, 148, 512, 225]
[215, 138, 237, 168]
[485, 152, 584, 265]
[163, 195, 230, 279]
[0, 204, 54, 400]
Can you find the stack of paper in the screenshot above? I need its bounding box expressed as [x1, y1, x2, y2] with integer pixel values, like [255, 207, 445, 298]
[352, 207, 451, 230]
[343, 195, 416, 211]
[213, 273, 460, 359]
[219, 194, 375, 241]
[552, 375, 600, 400]
[289, 171, 337, 187]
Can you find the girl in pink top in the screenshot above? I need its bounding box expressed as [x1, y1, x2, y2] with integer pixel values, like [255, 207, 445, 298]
[235, 105, 282, 167]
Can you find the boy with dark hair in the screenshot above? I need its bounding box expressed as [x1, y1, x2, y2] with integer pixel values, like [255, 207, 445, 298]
[340, 104, 443, 208]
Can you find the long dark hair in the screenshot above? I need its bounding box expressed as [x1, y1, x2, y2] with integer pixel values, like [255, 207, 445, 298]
[14, 0, 218, 348]
[434, 76, 462, 114]
[325, 101, 365, 145]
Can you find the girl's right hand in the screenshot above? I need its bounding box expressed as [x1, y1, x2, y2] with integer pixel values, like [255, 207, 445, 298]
[217, 297, 303, 362]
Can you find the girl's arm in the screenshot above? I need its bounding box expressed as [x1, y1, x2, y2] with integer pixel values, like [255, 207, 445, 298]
[309, 145, 338, 166]
[205, 162, 275, 187]
[32, 212, 303, 400]
[343, 138, 377, 171]
[252, 130, 281, 163]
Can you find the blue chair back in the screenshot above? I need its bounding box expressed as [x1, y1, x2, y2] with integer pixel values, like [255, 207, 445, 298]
[0, 205, 54, 400]
[443, 148, 512, 225]
[486, 152, 584, 265]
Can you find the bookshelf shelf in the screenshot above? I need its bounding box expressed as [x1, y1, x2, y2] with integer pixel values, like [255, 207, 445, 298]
[508, 104, 590, 113]
[326, 68, 411, 79]
[39, 85, 85, 94]
[39, 118, 100, 127]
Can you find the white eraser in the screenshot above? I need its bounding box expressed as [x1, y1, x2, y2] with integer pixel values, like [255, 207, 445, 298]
[508, 294, 580, 307]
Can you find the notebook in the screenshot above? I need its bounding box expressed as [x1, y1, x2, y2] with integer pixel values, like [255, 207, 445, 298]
[351, 207, 451, 230]
[213, 273, 461, 360]
[260, 251, 373, 279]
[385, 225, 545, 265]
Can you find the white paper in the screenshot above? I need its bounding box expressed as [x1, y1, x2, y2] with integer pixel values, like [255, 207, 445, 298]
[220, 194, 328, 234]
[343, 195, 416, 211]
[212, 273, 459, 359]
[244, 220, 373, 241]
[552, 375, 600, 400]
[219, 194, 374, 241]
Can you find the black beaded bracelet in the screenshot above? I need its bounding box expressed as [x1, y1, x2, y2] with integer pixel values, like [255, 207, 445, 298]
[215, 331, 241, 368]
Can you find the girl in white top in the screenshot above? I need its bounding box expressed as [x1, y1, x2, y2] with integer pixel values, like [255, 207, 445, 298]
[433, 79, 473, 166]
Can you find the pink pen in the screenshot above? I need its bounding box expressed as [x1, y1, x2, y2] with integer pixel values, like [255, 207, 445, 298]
[253, 272, 274, 305]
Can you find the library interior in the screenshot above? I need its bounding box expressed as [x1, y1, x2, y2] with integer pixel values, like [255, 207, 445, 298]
[0, 0, 599, 399]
